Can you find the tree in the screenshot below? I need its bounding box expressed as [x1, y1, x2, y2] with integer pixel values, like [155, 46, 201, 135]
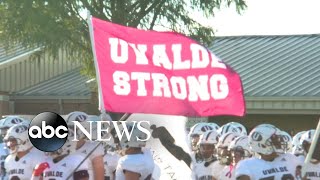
[0, 0, 246, 78]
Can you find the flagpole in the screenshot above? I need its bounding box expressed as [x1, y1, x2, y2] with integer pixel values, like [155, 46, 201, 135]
[301, 118, 320, 178]
[87, 11, 106, 115]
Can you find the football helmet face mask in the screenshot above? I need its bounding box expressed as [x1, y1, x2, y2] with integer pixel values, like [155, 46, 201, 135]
[217, 132, 240, 165]
[249, 125, 283, 155]
[300, 130, 315, 156]
[198, 130, 220, 162]
[279, 131, 292, 153]
[4, 124, 32, 154]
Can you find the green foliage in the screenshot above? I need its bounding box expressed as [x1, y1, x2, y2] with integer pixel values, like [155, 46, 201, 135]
[0, 0, 246, 78]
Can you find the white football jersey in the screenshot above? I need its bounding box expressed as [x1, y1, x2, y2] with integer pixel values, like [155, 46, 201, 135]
[211, 160, 226, 179]
[74, 141, 104, 180]
[303, 162, 320, 180]
[5, 150, 46, 180]
[219, 165, 236, 180]
[115, 148, 154, 180]
[191, 153, 219, 180]
[41, 154, 90, 180]
[104, 152, 120, 180]
[296, 155, 305, 163]
[235, 153, 302, 180]
[0, 143, 9, 179]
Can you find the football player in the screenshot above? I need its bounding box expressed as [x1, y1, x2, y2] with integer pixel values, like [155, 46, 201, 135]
[291, 131, 306, 162]
[114, 122, 154, 180]
[191, 130, 220, 180]
[66, 111, 105, 180]
[219, 136, 252, 180]
[188, 123, 215, 152]
[235, 124, 302, 180]
[299, 129, 320, 180]
[4, 123, 46, 180]
[0, 116, 29, 179]
[32, 128, 90, 180]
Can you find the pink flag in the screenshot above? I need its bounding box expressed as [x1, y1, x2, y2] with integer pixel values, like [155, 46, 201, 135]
[91, 17, 246, 117]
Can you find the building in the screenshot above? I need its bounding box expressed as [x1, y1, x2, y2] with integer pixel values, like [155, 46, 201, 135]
[0, 45, 97, 117]
[1, 34, 319, 132]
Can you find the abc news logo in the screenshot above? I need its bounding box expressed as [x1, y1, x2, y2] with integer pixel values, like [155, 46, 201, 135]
[28, 112, 151, 152]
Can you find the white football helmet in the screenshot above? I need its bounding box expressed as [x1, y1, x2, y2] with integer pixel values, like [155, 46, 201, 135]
[292, 131, 306, 156]
[199, 130, 220, 145]
[217, 123, 242, 136]
[189, 123, 214, 151]
[217, 132, 241, 149]
[115, 122, 147, 150]
[0, 116, 26, 128]
[249, 124, 283, 155]
[226, 122, 247, 135]
[198, 130, 220, 162]
[228, 136, 252, 158]
[189, 123, 214, 136]
[66, 111, 91, 140]
[207, 123, 220, 131]
[4, 124, 32, 154]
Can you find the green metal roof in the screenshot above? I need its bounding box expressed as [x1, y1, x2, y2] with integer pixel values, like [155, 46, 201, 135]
[14, 68, 91, 97]
[210, 34, 320, 97]
[0, 44, 39, 64]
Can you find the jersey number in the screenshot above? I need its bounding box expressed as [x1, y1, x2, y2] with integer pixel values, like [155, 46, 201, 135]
[259, 174, 294, 180]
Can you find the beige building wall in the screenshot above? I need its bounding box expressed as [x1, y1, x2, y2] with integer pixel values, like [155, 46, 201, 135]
[0, 49, 80, 93]
[0, 92, 9, 117]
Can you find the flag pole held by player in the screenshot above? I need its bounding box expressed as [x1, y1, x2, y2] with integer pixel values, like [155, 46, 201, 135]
[301, 117, 320, 177]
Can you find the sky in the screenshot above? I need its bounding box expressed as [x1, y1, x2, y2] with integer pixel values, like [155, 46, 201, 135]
[205, 0, 320, 36]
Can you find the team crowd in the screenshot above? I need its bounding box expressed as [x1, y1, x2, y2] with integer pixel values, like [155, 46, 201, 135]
[0, 112, 319, 180]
